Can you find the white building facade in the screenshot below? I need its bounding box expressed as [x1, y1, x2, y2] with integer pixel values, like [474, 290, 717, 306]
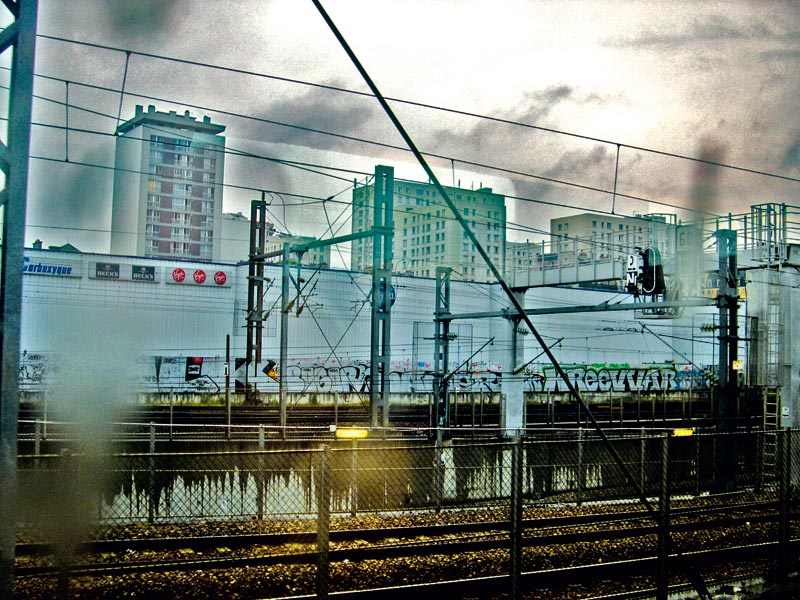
[352, 176, 506, 281]
[18, 247, 718, 402]
[110, 105, 226, 262]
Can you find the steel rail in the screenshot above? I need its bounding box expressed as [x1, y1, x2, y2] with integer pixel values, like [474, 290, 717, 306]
[15, 505, 786, 577]
[270, 541, 795, 600]
[16, 498, 782, 557]
[17, 538, 793, 599]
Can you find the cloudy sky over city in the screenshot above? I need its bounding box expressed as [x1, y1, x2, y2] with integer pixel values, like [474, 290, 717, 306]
[13, 0, 800, 252]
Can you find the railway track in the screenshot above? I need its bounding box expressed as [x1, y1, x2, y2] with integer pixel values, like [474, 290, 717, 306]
[19, 400, 721, 435]
[15, 499, 792, 579]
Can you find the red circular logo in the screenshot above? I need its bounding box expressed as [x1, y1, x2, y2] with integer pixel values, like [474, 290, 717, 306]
[214, 271, 227, 285]
[193, 269, 207, 284]
[172, 268, 186, 282]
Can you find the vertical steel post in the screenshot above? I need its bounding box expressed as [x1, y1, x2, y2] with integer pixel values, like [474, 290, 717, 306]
[246, 198, 269, 405]
[716, 229, 739, 431]
[434, 267, 452, 431]
[695, 432, 702, 496]
[639, 428, 647, 491]
[576, 428, 584, 506]
[246, 201, 257, 370]
[369, 165, 393, 427]
[225, 334, 231, 440]
[280, 244, 290, 435]
[657, 433, 671, 600]
[148, 423, 156, 524]
[0, 2, 38, 596]
[316, 445, 332, 599]
[435, 432, 444, 512]
[715, 230, 738, 492]
[778, 428, 792, 581]
[257, 425, 265, 520]
[350, 440, 358, 517]
[510, 436, 524, 600]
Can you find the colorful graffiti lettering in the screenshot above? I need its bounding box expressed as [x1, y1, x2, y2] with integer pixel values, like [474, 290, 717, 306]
[524, 365, 711, 393]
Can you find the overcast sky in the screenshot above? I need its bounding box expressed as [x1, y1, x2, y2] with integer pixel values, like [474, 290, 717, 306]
[14, 0, 800, 254]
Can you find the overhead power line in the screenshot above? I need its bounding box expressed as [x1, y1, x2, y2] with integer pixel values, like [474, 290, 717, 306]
[27, 81, 773, 232]
[34, 33, 800, 186]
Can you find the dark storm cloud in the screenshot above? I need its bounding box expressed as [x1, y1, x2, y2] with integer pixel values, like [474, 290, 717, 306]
[507, 145, 615, 208]
[103, 2, 187, 41]
[27, 143, 112, 248]
[427, 84, 581, 159]
[237, 82, 405, 162]
[781, 134, 800, 169]
[540, 145, 612, 180]
[420, 83, 620, 198]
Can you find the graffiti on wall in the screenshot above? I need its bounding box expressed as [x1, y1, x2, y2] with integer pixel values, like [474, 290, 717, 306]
[523, 364, 711, 393]
[265, 358, 503, 394]
[19, 352, 49, 388]
[18, 353, 711, 395]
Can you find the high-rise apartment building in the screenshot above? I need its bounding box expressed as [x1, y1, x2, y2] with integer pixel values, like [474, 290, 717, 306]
[351, 177, 506, 282]
[110, 105, 226, 261]
[505, 240, 540, 275]
[550, 212, 677, 259]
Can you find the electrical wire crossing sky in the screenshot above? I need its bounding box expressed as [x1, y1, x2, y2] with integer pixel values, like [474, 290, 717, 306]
[7, 0, 799, 253]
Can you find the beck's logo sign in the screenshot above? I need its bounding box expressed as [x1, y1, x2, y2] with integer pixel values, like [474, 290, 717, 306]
[96, 263, 120, 279]
[131, 266, 155, 281]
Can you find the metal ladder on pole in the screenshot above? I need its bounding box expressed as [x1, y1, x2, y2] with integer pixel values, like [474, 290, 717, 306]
[762, 271, 782, 480]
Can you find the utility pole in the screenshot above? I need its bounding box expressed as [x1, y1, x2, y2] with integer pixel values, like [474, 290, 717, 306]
[369, 165, 393, 427]
[716, 229, 739, 430]
[225, 334, 231, 440]
[246, 197, 269, 405]
[280, 243, 290, 433]
[433, 267, 452, 433]
[715, 229, 739, 492]
[0, 2, 38, 597]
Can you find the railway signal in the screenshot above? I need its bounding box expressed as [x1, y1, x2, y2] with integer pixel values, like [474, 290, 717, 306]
[625, 247, 666, 296]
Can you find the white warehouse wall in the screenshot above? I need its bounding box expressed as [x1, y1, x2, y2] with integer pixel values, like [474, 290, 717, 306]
[18, 248, 711, 397]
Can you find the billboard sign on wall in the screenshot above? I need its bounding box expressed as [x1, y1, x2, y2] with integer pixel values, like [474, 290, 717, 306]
[95, 262, 120, 279]
[22, 256, 81, 277]
[131, 265, 156, 282]
[89, 262, 160, 283]
[166, 267, 231, 287]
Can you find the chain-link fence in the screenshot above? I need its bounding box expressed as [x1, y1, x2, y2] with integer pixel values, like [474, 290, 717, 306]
[16, 429, 795, 522]
[15, 428, 799, 599]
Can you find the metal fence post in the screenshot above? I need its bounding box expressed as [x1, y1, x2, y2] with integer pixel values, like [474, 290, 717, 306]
[257, 425, 265, 520]
[639, 428, 646, 491]
[576, 427, 584, 506]
[34, 419, 41, 456]
[317, 445, 332, 599]
[657, 433, 671, 600]
[755, 427, 764, 493]
[695, 430, 702, 496]
[778, 428, 792, 581]
[169, 393, 174, 442]
[350, 439, 358, 517]
[435, 431, 444, 512]
[510, 436, 524, 600]
[148, 422, 156, 524]
[57, 449, 73, 600]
